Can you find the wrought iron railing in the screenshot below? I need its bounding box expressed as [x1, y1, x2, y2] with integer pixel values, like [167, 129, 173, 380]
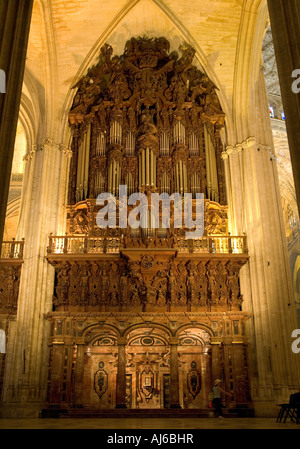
[0, 239, 25, 259]
[47, 234, 248, 255]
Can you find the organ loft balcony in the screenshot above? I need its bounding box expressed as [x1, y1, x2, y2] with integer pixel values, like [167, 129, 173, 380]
[47, 198, 248, 257]
[46, 198, 249, 314]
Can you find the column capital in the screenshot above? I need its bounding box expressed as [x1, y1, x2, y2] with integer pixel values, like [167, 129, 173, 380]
[24, 139, 72, 162]
[221, 150, 229, 160]
[211, 337, 223, 345]
[225, 137, 275, 159]
[169, 337, 179, 345]
[74, 337, 85, 345]
[118, 337, 127, 345]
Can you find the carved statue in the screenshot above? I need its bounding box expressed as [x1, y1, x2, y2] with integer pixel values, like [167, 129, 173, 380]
[79, 263, 90, 306]
[227, 264, 241, 306]
[56, 263, 70, 306]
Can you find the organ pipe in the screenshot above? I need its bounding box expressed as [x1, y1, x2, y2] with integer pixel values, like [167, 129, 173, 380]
[160, 133, 169, 156]
[76, 123, 91, 202]
[173, 121, 185, 144]
[110, 121, 122, 145]
[125, 132, 135, 155]
[108, 159, 121, 196]
[95, 172, 105, 197]
[96, 132, 106, 155]
[204, 125, 219, 202]
[189, 132, 199, 156]
[139, 148, 157, 187]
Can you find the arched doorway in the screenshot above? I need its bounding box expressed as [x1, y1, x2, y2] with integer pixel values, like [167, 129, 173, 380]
[81, 327, 119, 409]
[125, 327, 170, 409]
[177, 328, 212, 409]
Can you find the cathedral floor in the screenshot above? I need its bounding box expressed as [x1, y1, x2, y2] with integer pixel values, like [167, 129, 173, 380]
[0, 417, 298, 429]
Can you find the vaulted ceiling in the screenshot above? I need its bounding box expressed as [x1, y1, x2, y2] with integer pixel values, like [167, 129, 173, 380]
[22, 0, 268, 144]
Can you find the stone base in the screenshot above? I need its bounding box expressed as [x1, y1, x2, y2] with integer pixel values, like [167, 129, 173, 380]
[0, 403, 43, 419]
[252, 401, 279, 418]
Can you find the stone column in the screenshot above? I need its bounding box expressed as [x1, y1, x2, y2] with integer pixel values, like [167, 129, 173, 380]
[0, 0, 33, 246]
[267, 0, 300, 213]
[223, 137, 300, 415]
[115, 337, 127, 408]
[1, 141, 71, 417]
[169, 337, 181, 409]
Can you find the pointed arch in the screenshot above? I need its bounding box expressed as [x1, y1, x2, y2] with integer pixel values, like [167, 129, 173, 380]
[231, 0, 269, 144]
[60, 0, 230, 144]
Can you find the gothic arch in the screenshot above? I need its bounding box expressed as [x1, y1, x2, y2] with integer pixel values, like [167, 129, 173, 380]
[232, 0, 269, 144]
[60, 0, 229, 145]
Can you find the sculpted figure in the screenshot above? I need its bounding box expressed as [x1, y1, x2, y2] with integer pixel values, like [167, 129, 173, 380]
[57, 263, 70, 306]
[79, 263, 90, 306]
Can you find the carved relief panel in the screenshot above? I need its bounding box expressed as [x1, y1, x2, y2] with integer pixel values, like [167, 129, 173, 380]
[0, 264, 21, 314]
[50, 254, 246, 313]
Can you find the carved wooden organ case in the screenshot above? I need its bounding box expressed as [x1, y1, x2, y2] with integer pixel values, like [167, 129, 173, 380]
[68, 37, 226, 206]
[48, 37, 249, 314]
[45, 37, 251, 411]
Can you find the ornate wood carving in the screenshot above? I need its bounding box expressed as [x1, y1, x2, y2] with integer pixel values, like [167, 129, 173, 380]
[0, 263, 21, 314]
[187, 361, 201, 399]
[50, 255, 246, 313]
[94, 361, 108, 399]
[68, 36, 226, 204]
[43, 37, 252, 414]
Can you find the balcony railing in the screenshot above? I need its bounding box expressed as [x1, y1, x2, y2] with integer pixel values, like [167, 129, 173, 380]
[177, 235, 248, 254]
[0, 239, 25, 259]
[47, 234, 248, 256]
[47, 235, 120, 255]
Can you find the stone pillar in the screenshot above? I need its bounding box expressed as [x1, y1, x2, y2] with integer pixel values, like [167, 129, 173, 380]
[169, 338, 181, 409]
[267, 0, 300, 213]
[115, 337, 127, 408]
[0, 0, 33, 247]
[1, 141, 71, 417]
[223, 136, 300, 415]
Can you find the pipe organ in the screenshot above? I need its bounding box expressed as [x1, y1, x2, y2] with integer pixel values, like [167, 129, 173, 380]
[68, 37, 226, 206]
[44, 37, 251, 415]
